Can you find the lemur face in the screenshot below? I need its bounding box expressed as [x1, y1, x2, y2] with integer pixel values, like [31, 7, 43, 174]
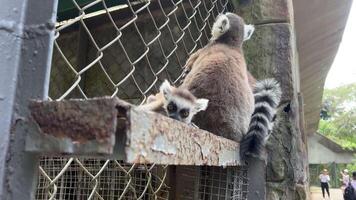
[211, 12, 255, 43]
[166, 100, 193, 124]
[159, 80, 209, 124]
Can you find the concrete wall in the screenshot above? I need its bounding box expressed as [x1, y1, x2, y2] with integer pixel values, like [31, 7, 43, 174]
[308, 134, 356, 164]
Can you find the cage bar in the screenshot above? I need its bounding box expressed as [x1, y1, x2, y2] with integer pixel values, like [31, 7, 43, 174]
[0, 0, 58, 199]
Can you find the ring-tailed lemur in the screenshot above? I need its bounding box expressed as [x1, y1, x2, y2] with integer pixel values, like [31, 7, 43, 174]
[180, 14, 255, 84]
[240, 78, 282, 160]
[179, 12, 256, 142]
[138, 80, 209, 125]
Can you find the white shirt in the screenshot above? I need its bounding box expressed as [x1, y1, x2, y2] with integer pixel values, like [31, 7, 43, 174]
[319, 174, 330, 183]
[342, 174, 350, 185]
[351, 180, 356, 189]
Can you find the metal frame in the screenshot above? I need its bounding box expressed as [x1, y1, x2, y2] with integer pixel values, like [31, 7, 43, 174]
[26, 97, 266, 199]
[246, 157, 266, 200]
[0, 0, 58, 199]
[26, 97, 240, 166]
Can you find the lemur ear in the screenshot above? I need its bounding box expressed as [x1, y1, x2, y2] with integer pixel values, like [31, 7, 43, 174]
[243, 24, 255, 41]
[195, 98, 209, 112]
[159, 80, 172, 99]
[146, 94, 157, 103]
[211, 14, 230, 40]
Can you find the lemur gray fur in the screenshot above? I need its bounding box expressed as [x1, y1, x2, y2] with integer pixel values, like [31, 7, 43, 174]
[138, 80, 209, 125]
[240, 78, 282, 160]
[179, 12, 256, 142]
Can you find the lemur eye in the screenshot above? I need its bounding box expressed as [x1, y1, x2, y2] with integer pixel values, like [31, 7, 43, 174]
[167, 102, 177, 112]
[180, 109, 190, 118]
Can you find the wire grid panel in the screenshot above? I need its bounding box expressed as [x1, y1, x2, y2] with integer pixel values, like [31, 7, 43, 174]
[36, 0, 240, 199]
[36, 157, 169, 200]
[200, 166, 248, 199]
[176, 166, 249, 200]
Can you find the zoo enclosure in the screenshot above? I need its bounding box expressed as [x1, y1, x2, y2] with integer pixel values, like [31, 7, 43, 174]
[0, 0, 265, 199]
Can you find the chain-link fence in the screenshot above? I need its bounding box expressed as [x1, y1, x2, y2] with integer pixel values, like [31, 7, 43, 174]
[49, 0, 232, 102]
[35, 0, 250, 199]
[309, 163, 348, 188]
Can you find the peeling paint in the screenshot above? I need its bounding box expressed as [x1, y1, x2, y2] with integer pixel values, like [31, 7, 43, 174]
[151, 135, 177, 155]
[0, 19, 55, 40]
[140, 150, 148, 157]
[201, 144, 211, 158]
[0, 20, 16, 33]
[219, 150, 239, 166]
[127, 106, 241, 166]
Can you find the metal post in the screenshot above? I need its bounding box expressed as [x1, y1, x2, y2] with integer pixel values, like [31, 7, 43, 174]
[0, 0, 58, 199]
[247, 157, 266, 200]
[331, 162, 337, 188]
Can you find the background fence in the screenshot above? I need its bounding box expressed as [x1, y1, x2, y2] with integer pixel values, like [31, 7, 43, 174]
[34, 0, 250, 199]
[49, 0, 232, 102]
[309, 163, 349, 188]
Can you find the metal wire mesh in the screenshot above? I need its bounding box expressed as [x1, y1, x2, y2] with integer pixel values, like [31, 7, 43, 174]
[176, 166, 249, 200]
[36, 0, 249, 199]
[36, 157, 169, 199]
[199, 166, 249, 199]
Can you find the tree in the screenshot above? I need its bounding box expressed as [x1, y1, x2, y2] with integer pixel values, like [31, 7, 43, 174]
[319, 83, 356, 150]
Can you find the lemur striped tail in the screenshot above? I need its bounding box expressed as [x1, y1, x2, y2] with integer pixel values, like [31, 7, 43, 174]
[240, 78, 282, 161]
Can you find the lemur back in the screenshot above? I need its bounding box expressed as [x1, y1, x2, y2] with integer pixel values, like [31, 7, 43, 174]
[180, 13, 255, 142]
[181, 45, 254, 141]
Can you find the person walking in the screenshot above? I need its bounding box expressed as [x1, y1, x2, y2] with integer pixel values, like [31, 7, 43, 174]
[341, 169, 351, 193]
[320, 169, 331, 199]
[352, 172, 356, 190]
[344, 171, 356, 200]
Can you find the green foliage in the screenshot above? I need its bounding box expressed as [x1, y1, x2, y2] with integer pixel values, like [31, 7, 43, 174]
[319, 83, 356, 150]
[319, 120, 337, 135]
[322, 83, 356, 118]
[347, 163, 356, 173]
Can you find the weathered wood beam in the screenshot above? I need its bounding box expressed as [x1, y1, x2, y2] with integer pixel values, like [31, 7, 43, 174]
[26, 97, 240, 166]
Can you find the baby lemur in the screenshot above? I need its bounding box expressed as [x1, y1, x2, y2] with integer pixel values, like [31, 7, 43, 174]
[138, 80, 209, 125]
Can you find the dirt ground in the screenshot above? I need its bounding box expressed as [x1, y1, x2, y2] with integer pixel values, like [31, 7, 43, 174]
[310, 186, 344, 200]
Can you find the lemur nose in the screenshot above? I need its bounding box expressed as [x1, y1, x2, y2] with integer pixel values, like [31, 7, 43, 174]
[169, 114, 180, 121]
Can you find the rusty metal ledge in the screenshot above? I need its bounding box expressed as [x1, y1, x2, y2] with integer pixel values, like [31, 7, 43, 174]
[26, 97, 240, 166]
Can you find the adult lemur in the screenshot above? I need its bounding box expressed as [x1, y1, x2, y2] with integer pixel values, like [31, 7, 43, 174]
[180, 13, 281, 159]
[180, 12, 256, 142]
[141, 13, 280, 159]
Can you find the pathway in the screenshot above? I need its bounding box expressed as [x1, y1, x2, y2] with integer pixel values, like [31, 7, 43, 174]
[310, 186, 344, 200]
